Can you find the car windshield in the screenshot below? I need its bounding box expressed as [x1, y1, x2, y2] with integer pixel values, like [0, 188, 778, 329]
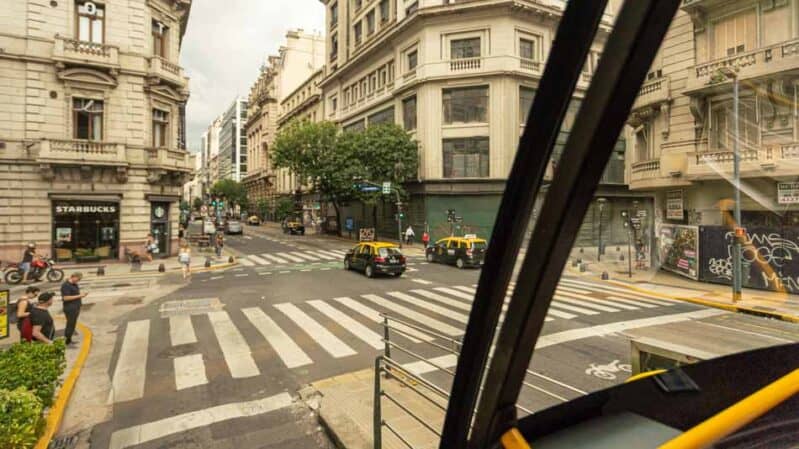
[377, 247, 402, 258]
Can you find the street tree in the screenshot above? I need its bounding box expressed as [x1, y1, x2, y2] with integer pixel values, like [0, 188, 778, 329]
[210, 179, 247, 210]
[274, 197, 295, 221]
[192, 197, 204, 211]
[256, 198, 269, 219]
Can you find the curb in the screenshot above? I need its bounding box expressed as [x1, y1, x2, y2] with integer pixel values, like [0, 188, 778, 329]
[34, 322, 93, 449]
[605, 279, 799, 324]
[82, 260, 238, 279]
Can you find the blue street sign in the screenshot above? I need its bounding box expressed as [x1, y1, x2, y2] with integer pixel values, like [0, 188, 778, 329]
[359, 185, 380, 193]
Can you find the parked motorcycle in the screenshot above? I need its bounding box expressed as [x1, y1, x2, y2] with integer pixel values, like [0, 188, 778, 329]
[4, 257, 65, 284]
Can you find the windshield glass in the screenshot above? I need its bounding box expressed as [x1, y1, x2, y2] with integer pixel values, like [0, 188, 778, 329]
[44, 2, 797, 449]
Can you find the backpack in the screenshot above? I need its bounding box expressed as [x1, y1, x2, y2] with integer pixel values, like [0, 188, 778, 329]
[21, 317, 33, 342]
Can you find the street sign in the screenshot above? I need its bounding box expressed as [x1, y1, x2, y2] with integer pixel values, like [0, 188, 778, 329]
[0, 289, 8, 340]
[382, 181, 392, 194]
[637, 210, 647, 218]
[630, 217, 642, 230]
[358, 184, 380, 193]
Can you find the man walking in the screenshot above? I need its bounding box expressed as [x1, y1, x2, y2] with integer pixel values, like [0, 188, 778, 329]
[405, 225, 415, 246]
[61, 272, 87, 346]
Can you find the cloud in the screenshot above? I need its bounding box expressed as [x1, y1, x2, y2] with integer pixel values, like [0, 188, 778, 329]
[181, 0, 325, 152]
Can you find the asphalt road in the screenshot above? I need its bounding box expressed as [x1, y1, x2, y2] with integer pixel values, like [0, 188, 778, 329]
[86, 225, 799, 449]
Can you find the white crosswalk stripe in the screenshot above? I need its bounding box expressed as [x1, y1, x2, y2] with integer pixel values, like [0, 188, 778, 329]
[306, 250, 337, 260]
[332, 297, 431, 343]
[316, 250, 343, 259]
[308, 300, 384, 349]
[361, 294, 462, 336]
[553, 295, 621, 313]
[560, 279, 678, 305]
[409, 289, 471, 312]
[277, 252, 306, 263]
[275, 303, 357, 358]
[261, 253, 290, 264]
[290, 251, 319, 261]
[247, 255, 271, 265]
[549, 301, 600, 315]
[328, 250, 347, 256]
[174, 354, 207, 390]
[110, 320, 150, 403]
[433, 287, 474, 301]
[208, 311, 260, 378]
[242, 307, 312, 368]
[169, 315, 197, 346]
[238, 257, 256, 266]
[386, 291, 469, 324]
[556, 290, 639, 311]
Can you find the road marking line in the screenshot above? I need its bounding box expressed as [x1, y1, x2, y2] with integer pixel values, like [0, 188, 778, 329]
[332, 297, 430, 342]
[361, 294, 462, 336]
[232, 268, 244, 272]
[277, 252, 305, 263]
[600, 295, 658, 309]
[109, 320, 149, 403]
[262, 253, 290, 264]
[434, 287, 473, 301]
[595, 290, 676, 307]
[300, 269, 311, 272]
[420, 262, 429, 265]
[308, 251, 336, 260]
[553, 285, 593, 295]
[561, 279, 677, 305]
[409, 289, 472, 311]
[554, 293, 624, 312]
[315, 250, 342, 259]
[247, 255, 271, 265]
[207, 311, 260, 378]
[275, 303, 357, 358]
[242, 307, 312, 368]
[235, 273, 249, 277]
[173, 354, 208, 390]
[320, 268, 331, 271]
[556, 290, 639, 311]
[107, 392, 293, 449]
[237, 258, 256, 267]
[387, 291, 469, 324]
[169, 316, 197, 346]
[279, 271, 290, 274]
[549, 300, 600, 315]
[210, 276, 223, 280]
[259, 272, 273, 275]
[328, 249, 347, 256]
[309, 300, 384, 349]
[289, 251, 318, 261]
[411, 278, 433, 285]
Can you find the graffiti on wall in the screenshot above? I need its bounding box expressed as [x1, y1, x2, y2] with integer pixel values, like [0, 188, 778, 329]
[658, 224, 699, 280]
[700, 227, 799, 293]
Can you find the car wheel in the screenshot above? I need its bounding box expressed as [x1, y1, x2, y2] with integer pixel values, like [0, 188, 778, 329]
[394, 272, 403, 278]
[456, 257, 465, 269]
[365, 264, 374, 278]
[344, 259, 351, 270]
[426, 252, 435, 263]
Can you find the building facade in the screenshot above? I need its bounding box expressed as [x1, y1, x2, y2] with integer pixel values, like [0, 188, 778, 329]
[242, 30, 326, 214]
[0, 0, 193, 263]
[217, 97, 248, 182]
[317, 0, 632, 241]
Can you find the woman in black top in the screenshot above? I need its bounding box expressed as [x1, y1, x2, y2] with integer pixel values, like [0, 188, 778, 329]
[15, 286, 40, 341]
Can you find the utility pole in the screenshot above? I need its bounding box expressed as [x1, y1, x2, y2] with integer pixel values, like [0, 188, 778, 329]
[720, 67, 742, 303]
[597, 198, 606, 262]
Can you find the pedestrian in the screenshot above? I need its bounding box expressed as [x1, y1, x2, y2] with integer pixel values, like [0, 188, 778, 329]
[28, 291, 56, 344]
[635, 238, 647, 270]
[60, 272, 87, 346]
[422, 231, 430, 248]
[14, 286, 40, 342]
[405, 225, 415, 246]
[178, 241, 192, 280]
[144, 233, 156, 262]
[215, 232, 224, 258]
[20, 242, 37, 284]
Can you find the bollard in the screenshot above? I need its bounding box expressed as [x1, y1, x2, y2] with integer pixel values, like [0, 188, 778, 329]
[576, 258, 582, 264]
[579, 247, 584, 253]
[620, 253, 625, 261]
[229, 256, 235, 264]
[579, 263, 587, 272]
[204, 258, 211, 268]
[571, 259, 579, 267]
[616, 246, 621, 252]
[601, 271, 609, 280]
[158, 263, 165, 272]
[96, 266, 105, 276]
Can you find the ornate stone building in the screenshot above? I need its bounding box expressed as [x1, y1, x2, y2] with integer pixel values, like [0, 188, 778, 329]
[0, 0, 192, 262]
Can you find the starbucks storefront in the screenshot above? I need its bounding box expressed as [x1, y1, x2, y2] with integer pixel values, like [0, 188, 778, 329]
[52, 199, 120, 262]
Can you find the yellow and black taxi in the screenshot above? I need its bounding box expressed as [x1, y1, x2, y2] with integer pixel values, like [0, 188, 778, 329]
[425, 234, 487, 268]
[281, 215, 305, 235]
[344, 242, 406, 278]
[247, 215, 261, 225]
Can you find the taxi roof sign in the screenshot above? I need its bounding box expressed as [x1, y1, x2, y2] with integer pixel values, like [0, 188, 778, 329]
[464, 234, 477, 239]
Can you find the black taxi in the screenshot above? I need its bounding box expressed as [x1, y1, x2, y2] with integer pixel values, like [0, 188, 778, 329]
[344, 242, 406, 278]
[425, 235, 487, 268]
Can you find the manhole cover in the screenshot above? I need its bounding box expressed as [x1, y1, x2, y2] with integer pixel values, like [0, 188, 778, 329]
[114, 296, 144, 306]
[49, 434, 79, 449]
[158, 344, 197, 359]
[159, 297, 223, 317]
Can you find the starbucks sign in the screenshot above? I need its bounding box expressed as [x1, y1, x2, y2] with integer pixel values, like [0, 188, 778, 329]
[54, 204, 117, 214]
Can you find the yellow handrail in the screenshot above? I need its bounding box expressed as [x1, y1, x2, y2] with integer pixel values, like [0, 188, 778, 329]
[501, 428, 532, 449]
[659, 368, 799, 449]
[625, 369, 666, 383]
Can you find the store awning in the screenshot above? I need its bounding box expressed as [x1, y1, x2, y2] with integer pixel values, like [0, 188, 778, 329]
[48, 193, 123, 202]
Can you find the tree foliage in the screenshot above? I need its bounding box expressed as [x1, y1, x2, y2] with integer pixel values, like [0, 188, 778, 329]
[210, 179, 247, 207]
[192, 197, 204, 211]
[274, 197, 295, 221]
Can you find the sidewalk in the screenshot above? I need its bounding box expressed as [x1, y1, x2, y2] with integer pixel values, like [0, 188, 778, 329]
[564, 251, 799, 323]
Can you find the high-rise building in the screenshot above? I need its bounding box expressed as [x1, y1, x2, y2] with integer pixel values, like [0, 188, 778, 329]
[218, 97, 248, 182]
[0, 0, 193, 262]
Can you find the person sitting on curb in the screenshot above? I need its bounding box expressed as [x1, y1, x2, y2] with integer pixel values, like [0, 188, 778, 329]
[29, 292, 56, 344]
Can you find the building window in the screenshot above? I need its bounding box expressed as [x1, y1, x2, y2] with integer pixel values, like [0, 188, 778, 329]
[443, 137, 489, 178]
[451, 37, 481, 59]
[634, 121, 653, 162]
[407, 50, 418, 71]
[344, 120, 366, 132]
[354, 21, 362, 45]
[330, 96, 338, 114]
[519, 86, 535, 124]
[443, 86, 488, 124]
[712, 8, 757, 59]
[370, 74, 376, 92]
[711, 99, 758, 151]
[403, 96, 417, 131]
[366, 10, 375, 35]
[77, 1, 104, 44]
[380, 0, 390, 22]
[519, 38, 535, 61]
[152, 21, 168, 58]
[153, 109, 169, 148]
[330, 2, 338, 29]
[72, 98, 103, 140]
[369, 107, 394, 126]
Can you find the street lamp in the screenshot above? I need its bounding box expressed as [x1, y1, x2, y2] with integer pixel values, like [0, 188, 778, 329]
[718, 67, 742, 303]
[597, 198, 607, 262]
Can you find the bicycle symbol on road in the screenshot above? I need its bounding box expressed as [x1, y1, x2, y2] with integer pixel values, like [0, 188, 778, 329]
[585, 359, 632, 380]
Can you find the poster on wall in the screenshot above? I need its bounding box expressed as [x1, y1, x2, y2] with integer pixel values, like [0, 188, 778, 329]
[777, 182, 799, 204]
[56, 227, 73, 242]
[658, 224, 699, 280]
[700, 226, 799, 294]
[666, 190, 684, 220]
[0, 290, 9, 340]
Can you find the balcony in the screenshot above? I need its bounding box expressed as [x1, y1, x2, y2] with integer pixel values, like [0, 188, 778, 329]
[685, 38, 799, 94]
[630, 159, 661, 182]
[449, 57, 482, 72]
[683, 145, 799, 179]
[632, 76, 670, 111]
[147, 56, 188, 88]
[519, 58, 541, 72]
[38, 139, 126, 166]
[52, 35, 119, 70]
[146, 147, 190, 172]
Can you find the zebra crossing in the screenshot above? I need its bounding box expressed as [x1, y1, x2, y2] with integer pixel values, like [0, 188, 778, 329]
[108, 278, 684, 403]
[236, 249, 348, 266]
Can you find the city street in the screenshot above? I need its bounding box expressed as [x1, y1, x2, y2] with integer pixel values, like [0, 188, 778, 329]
[79, 225, 799, 449]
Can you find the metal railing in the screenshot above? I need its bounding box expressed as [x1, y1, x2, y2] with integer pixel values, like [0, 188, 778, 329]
[373, 313, 587, 449]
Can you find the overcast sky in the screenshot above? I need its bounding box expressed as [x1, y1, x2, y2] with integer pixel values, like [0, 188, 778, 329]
[180, 0, 325, 153]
